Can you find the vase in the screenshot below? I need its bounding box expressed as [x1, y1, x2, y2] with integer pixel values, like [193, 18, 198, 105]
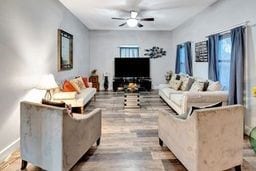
[104, 76, 109, 91]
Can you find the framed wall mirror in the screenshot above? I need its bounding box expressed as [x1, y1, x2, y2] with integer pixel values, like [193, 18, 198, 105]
[58, 29, 73, 71]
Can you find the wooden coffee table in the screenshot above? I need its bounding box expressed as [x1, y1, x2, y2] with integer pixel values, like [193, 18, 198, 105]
[124, 89, 140, 109]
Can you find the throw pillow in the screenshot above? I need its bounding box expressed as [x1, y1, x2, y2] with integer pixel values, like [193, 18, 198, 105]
[62, 80, 76, 92]
[65, 104, 73, 117]
[69, 79, 82, 93]
[82, 77, 90, 88]
[74, 76, 86, 89]
[189, 101, 223, 117]
[180, 76, 195, 91]
[203, 81, 209, 91]
[42, 99, 66, 108]
[170, 80, 182, 90]
[207, 81, 222, 91]
[189, 81, 205, 92]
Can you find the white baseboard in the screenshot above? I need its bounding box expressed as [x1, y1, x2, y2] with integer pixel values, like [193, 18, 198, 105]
[0, 138, 20, 162]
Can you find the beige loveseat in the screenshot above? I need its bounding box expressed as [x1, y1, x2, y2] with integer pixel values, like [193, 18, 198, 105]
[20, 101, 102, 171]
[52, 87, 96, 113]
[158, 105, 244, 171]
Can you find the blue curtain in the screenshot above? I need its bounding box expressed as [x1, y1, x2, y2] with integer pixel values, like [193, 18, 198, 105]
[228, 26, 245, 105]
[175, 45, 182, 74]
[184, 42, 193, 76]
[208, 34, 220, 81]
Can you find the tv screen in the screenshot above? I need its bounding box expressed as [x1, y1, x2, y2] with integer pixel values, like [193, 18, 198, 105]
[115, 58, 150, 78]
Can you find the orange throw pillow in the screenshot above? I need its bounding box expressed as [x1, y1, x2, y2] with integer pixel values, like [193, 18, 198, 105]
[82, 77, 89, 88]
[62, 80, 76, 92]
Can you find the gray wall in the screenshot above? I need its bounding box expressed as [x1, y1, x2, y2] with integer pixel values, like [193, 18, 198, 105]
[0, 0, 90, 160]
[89, 30, 173, 89]
[169, 0, 256, 133]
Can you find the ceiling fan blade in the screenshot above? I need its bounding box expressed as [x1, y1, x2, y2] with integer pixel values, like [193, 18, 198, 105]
[137, 23, 143, 28]
[140, 18, 154, 21]
[119, 23, 127, 27]
[112, 17, 126, 20]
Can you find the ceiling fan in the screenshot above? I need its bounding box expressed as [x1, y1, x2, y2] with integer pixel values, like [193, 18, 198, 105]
[112, 11, 154, 28]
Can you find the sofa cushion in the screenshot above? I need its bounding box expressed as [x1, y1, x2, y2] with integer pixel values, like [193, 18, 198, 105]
[76, 88, 96, 105]
[207, 81, 222, 91]
[53, 92, 77, 100]
[160, 87, 180, 99]
[170, 94, 183, 107]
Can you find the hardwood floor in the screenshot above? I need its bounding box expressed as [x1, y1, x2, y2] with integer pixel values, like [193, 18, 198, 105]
[1, 91, 256, 171]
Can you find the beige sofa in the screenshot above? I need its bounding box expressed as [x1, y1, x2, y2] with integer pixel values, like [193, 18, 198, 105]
[158, 105, 244, 171]
[159, 83, 228, 115]
[20, 101, 102, 171]
[52, 87, 97, 113]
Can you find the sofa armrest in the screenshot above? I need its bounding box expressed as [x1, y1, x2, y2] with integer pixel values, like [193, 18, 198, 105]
[183, 91, 228, 103]
[72, 108, 101, 121]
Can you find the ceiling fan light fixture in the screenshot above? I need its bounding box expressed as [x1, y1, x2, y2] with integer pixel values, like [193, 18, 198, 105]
[130, 11, 138, 19]
[127, 18, 138, 27]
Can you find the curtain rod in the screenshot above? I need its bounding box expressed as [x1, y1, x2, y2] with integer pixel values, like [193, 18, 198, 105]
[206, 21, 249, 38]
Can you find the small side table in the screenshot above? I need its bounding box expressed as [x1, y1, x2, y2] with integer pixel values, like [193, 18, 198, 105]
[89, 75, 100, 92]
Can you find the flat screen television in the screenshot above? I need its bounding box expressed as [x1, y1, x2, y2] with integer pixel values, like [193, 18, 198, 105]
[115, 58, 150, 78]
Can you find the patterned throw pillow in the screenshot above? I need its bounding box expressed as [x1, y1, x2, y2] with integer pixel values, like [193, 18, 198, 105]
[180, 76, 194, 91]
[69, 79, 81, 93]
[169, 74, 177, 85]
[189, 81, 205, 92]
[207, 81, 222, 91]
[170, 80, 182, 90]
[74, 76, 86, 89]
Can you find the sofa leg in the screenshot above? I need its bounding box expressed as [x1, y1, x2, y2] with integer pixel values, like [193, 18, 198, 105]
[235, 165, 241, 171]
[159, 138, 163, 146]
[97, 137, 101, 146]
[21, 160, 27, 170]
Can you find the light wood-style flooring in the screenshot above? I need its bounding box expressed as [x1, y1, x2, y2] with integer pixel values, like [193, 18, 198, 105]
[1, 91, 256, 171]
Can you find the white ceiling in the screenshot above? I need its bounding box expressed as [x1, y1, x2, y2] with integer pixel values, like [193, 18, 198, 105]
[59, 0, 219, 31]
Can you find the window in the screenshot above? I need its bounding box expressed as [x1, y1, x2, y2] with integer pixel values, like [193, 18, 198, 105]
[218, 33, 231, 90]
[179, 46, 186, 74]
[120, 46, 139, 58]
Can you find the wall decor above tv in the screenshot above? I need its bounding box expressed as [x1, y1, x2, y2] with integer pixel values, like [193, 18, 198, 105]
[144, 46, 166, 58]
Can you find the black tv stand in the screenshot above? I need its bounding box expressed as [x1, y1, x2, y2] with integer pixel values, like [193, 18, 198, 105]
[113, 77, 152, 92]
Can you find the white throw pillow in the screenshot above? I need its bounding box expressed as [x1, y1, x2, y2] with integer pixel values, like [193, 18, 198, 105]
[207, 81, 222, 91]
[190, 81, 205, 92]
